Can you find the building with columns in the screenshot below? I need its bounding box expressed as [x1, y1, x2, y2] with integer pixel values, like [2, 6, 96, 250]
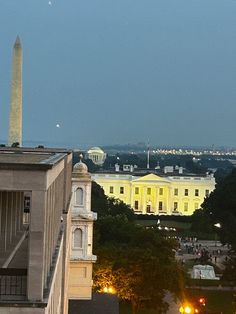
[68, 160, 97, 300]
[92, 171, 215, 216]
[0, 147, 96, 314]
[0, 147, 72, 313]
[86, 147, 106, 166]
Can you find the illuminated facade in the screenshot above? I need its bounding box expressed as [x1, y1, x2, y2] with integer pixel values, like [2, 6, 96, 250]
[86, 147, 106, 166]
[92, 172, 215, 216]
[68, 161, 97, 300]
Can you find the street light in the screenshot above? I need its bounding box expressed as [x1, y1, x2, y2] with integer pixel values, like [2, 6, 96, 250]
[103, 286, 115, 294]
[214, 223, 221, 247]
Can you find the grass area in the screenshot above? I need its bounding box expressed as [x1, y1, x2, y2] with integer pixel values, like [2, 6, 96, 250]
[120, 302, 161, 314]
[136, 219, 191, 230]
[120, 291, 235, 314]
[187, 289, 234, 314]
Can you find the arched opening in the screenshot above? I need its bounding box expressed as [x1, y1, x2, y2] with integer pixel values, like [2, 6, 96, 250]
[76, 188, 84, 205]
[74, 228, 82, 248]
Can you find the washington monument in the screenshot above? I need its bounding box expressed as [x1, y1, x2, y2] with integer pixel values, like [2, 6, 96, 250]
[8, 36, 22, 146]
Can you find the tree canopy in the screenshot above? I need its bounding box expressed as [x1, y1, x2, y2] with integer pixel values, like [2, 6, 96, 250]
[92, 182, 184, 314]
[201, 169, 236, 249]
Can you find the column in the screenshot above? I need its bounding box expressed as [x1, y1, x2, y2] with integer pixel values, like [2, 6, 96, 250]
[27, 190, 46, 301]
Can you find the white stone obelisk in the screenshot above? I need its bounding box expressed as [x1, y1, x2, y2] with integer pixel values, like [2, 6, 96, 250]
[8, 36, 22, 147]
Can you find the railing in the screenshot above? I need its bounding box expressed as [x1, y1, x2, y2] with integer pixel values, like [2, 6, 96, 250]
[0, 268, 27, 300]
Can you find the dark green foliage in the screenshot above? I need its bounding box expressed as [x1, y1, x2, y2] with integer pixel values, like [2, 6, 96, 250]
[190, 208, 214, 234]
[11, 142, 19, 147]
[202, 169, 236, 249]
[92, 182, 185, 314]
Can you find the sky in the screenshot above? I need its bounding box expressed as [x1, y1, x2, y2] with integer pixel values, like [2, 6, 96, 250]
[0, 0, 236, 149]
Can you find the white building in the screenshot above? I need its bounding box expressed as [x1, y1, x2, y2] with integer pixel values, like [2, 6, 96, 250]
[87, 147, 106, 166]
[92, 172, 215, 216]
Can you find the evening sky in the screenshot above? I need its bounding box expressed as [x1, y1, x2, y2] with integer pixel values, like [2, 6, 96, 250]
[0, 0, 236, 148]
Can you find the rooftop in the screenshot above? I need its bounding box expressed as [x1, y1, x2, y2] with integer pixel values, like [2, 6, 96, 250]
[0, 147, 72, 170]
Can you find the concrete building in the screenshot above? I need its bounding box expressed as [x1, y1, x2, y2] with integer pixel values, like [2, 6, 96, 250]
[68, 160, 97, 300]
[86, 147, 106, 166]
[0, 147, 96, 314]
[92, 170, 215, 216]
[8, 36, 23, 147]
[0, 147, 72, 313]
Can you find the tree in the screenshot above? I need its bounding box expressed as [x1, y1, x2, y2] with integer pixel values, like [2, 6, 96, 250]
[201, 169, 236, 249]
[92, 182, 185, 314]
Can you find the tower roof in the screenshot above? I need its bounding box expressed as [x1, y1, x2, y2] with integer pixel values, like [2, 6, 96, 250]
[14, 35, 21, 49]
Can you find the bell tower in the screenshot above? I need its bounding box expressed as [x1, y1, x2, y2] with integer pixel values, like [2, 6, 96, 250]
[68, 160, 97, 300]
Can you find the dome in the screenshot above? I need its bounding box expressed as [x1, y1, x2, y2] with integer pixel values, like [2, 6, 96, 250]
[87, 147, 104, 154]
[73, 161, 88, 174]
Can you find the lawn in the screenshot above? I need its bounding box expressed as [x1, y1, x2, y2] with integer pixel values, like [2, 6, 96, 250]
[136, 219, 191, 230]
[187, 289, 234, 314]
[120, 290, 235, 314]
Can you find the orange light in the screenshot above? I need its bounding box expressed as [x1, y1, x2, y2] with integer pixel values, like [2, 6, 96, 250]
[199, 297, 206, 305]
[179, 305, 193, 313]
[184, 306, 192, 313]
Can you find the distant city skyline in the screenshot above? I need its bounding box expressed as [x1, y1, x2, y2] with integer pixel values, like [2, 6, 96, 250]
[0, 0, 236, 148]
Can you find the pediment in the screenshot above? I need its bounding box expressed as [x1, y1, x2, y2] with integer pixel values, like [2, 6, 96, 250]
[133, 173, 170, 183]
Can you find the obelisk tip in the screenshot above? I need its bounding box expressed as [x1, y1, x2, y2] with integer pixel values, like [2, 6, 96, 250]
[14, 35, 21, 48]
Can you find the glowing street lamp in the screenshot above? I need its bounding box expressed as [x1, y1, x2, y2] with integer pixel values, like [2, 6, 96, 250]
[214, 223, 221, 246]
[103, 286, 115, 294]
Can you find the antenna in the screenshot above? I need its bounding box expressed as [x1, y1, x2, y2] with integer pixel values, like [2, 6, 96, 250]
[147, 140, 150, 169]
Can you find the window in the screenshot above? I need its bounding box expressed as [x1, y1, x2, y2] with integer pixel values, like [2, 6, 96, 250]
[146, 204, 151, 213]
[120, 187, 124, 194]
[174, 188, 178, 196]
[76, 188, 83, 205]
[159, 188, 163, 195]
[24, 196, 30, 213]
[184, 189, 188, 196]
[109, 186, 114, 194]
[147, 188, 151, 195]
[134, 200, 139, 210]
[74, 228, 82, 248]
[205, 189, 209, 197]
[195, 189, 199, 196]
[184, 202, 188, 212]
[135, 187, 139, 194]
[194, 203, 199, 210]
[159, 201, 163, 211]
[174, 202, 178, 211]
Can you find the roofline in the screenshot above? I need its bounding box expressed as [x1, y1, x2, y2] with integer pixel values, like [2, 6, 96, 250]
[0, 147, 72, 170]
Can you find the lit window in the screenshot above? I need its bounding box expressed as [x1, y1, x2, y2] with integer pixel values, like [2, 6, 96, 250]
[184, 189, 188, 196]
[109, 186, 114, 194]
[184, 202, 188, 211]
[174, 202, 178, 211]
[76, 188, 83, 205]
[159, 188, 163, 196]
[120, 187, 124, 194]
[205, 189, 209, 197]
[159, 201, 163, 210]
[74, 228, 82, 248]
[195, 189, 199, 196]
[174, 188, 178, 196]
[147, 188, 151, 195]
[135, 187, 139, 194]
[134, 200, 139, 210]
